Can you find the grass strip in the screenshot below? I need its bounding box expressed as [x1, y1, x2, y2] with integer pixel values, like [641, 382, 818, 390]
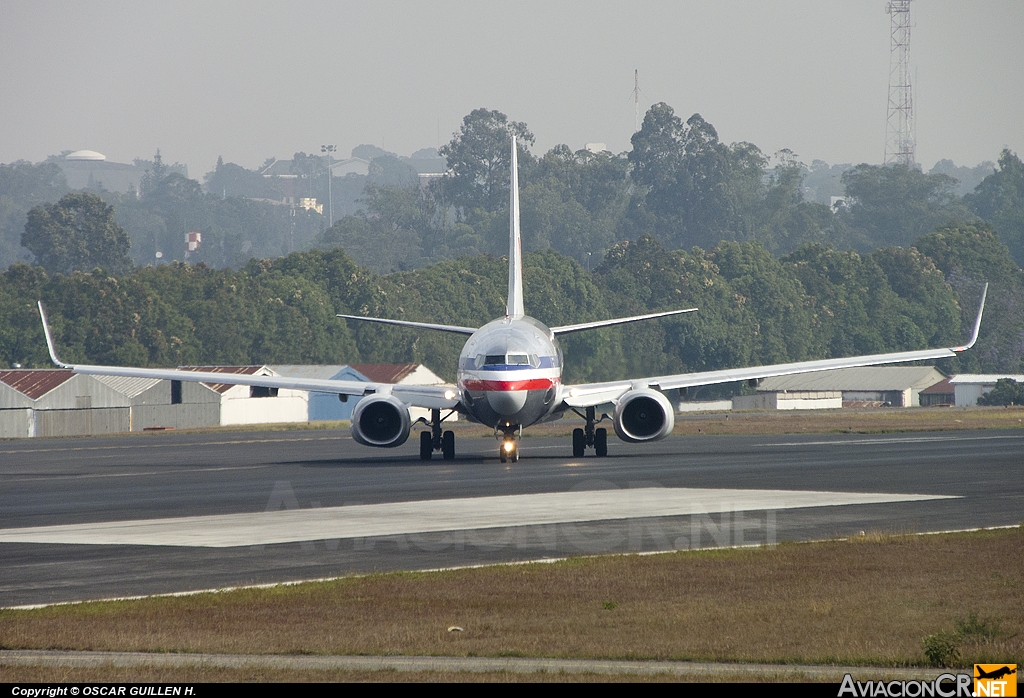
[1, 528, 1020, 669]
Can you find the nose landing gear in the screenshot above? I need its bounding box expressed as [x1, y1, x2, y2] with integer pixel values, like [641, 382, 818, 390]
[496, 423, 521, 463]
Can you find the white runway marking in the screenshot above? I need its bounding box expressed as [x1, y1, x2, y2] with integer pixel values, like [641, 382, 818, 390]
[761, 434, 1023, 448]
[0, 487, 955, 548]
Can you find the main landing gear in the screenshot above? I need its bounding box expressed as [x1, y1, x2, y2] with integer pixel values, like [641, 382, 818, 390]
[419, 408, 456, 461]
[572, 405, 609, 458]
[497, 423, 521, 463]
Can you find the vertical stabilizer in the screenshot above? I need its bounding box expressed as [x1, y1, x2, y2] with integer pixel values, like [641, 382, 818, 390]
[507, 136, 525, 318]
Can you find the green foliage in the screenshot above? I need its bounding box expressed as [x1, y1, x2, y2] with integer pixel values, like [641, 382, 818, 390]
[628, 105, 767, 251]
[954, 612, 1003, 643]
[921, 629, 962, 667]
[22, 192, 132, 275]
[966, 149, 1024, 268]
[0, 161, 69, 269]
[977, 378, 1024, 406]
[839, 164, 972, 250]
[915, 223, 1024, 374]
[439, 108, 535, 216]
[915, 223, 1022, 286]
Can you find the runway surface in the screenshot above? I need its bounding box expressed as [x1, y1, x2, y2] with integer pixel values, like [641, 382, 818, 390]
[1, 427, 1021, 607]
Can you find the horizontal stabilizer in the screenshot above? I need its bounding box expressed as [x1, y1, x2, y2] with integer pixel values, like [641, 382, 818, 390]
[550, 307, 697, 335]
[336, 314, 478, 335]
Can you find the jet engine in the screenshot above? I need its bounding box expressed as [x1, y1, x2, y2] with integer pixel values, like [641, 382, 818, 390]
[613, 389, 675, 443]
[350, 394, 411, 447]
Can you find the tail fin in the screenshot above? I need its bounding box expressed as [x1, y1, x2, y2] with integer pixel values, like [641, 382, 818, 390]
[507, 136, 524, 319]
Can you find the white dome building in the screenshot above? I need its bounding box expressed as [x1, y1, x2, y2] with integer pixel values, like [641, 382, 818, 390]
[65, 150, 107, 161]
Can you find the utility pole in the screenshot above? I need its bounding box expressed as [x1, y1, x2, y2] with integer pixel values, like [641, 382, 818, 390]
[321, 144, 336, 226]
[884, 1, 915, 167]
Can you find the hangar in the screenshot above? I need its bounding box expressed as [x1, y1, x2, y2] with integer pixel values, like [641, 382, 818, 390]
[742, 366, 948, 409]
[948, 374, 1024, 406]
[0, 364, 452, 437]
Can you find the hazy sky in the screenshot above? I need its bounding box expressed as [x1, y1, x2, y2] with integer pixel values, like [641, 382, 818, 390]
[2, 1, 1021, 178]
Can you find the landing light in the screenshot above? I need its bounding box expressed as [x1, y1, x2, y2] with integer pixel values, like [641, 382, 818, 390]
[444, 390, 456, 400]
[503, 441, 515, 452]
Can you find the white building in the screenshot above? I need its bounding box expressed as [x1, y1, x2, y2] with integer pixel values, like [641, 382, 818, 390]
[751, 366, 947, 408]
[948, 375, 1024, 406]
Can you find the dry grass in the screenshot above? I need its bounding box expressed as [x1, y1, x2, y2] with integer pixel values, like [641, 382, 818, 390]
[0, 664, 797, 682]
[2, 528, 1021, 667]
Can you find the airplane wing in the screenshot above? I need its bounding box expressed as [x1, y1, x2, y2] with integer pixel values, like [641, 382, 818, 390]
[562, 284, 988, 408]
[37, 303, 460, 410]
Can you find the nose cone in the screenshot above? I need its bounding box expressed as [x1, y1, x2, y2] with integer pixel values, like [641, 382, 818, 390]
[486, 389, 528, 415]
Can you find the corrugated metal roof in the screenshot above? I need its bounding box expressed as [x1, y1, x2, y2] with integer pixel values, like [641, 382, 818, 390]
[349, 363, 418, 384]
[948, 374, 1024, 384]
[0, 369, 74, 399]
[179, 366, 269, 394]
[921, 378, 954, 394]
[94, 374, 164, 399]
[758, 366, 945, 392]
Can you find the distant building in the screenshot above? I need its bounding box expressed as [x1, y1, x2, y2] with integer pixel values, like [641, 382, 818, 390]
[733, 390, 842, 411]
[270, 363, 454, 422]
[948, 375, 1024, 406]
[754, 366, 947, 408]
[55, 150, 188, 194]
[329, 157, 370, 177]
[919, 378, 955, 407]
[0, 363, 454, 438]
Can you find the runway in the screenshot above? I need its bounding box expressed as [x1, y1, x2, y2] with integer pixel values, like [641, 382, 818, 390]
[1, 427, 1021, 607]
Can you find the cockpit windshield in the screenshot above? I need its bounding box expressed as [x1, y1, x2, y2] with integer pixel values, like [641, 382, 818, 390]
[477, 353, 541, 368]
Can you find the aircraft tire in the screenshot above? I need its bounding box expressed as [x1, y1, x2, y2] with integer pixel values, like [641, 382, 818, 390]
[511, 444, 519, 462]
[442, 430, 455, 460]
[419, 431, 432, 460]
[572, 428, 585, 457]
[595, 427, 608, 457]
[499, 447, 508, 463]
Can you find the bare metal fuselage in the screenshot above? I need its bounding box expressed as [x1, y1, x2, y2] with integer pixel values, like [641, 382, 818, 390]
[457, 315, 563, 429]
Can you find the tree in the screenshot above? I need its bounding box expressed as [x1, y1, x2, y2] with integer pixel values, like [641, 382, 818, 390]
[977, 378, 1024, 406]
[0, 161, 69, 269]
[22, 192, 132, 275]
[839, 164, 971, 249]
[439, 108, 535, 216]
[627, 104, 768, 250]
[965, 149, 1024, 268]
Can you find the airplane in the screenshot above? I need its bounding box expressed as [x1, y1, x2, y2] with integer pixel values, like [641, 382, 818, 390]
[975, 666, 1016, 681]
[38, 137, 988, 463]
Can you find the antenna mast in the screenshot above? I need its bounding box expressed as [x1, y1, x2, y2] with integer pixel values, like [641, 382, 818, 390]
[884, 0, 915, 166]
[631, 69, 641, 132]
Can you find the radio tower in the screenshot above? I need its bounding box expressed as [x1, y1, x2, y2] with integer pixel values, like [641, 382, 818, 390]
[631, 69, 641, 132]
[884, 0, 915, 166]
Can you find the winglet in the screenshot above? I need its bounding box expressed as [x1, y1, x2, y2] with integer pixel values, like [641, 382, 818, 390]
[954, 282, 988, 352]
[37, 301, 72, 368]
[507, 135, 524, 319]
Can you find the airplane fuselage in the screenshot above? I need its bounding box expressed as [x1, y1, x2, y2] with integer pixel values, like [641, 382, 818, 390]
[457, 315, 563, 429]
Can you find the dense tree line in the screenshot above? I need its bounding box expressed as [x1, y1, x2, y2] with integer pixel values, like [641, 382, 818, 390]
[1, 103, 1022, 387]
[0, 222, 1016, 389]
[3, 103, 1022, 277]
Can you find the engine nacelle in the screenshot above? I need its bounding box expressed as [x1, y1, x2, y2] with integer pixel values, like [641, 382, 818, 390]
[613, 388, 675, 443]
[350, 394, 411, 447]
